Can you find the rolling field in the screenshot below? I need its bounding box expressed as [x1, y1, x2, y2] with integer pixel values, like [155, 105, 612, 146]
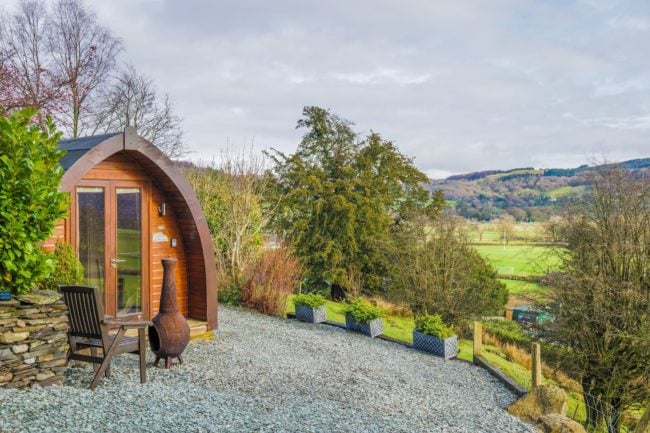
[473, 245, 560, 276]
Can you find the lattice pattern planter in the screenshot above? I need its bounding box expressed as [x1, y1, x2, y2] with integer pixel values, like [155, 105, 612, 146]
[413, 331, 458, 359]
[295, 304, 326, 324]
[345, 315, 383, 338]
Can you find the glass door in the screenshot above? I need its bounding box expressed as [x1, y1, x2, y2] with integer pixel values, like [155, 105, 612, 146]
[75, 181, 149, 319]
[115, 187, 143, 317]
[77, 186, 106, 292]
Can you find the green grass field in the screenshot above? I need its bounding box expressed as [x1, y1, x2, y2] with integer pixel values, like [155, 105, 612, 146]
[474, 245, 560, 276]
[547, 185, 587, 198]
[467, 222, 548, 245]
[499, 279, 547, 302]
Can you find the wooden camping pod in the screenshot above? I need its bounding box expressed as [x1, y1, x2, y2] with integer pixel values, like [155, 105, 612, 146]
[43, 127, 217, 330]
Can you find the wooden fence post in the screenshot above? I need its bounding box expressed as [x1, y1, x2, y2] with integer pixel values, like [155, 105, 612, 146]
[473, 321, 482, 361]
[532, 343, 542, 387]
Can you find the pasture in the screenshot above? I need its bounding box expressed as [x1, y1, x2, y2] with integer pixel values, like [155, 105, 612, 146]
[473, 245, 561, 276]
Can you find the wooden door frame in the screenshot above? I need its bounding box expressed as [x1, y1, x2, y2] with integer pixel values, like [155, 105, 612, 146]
[71, 180, 151, 319]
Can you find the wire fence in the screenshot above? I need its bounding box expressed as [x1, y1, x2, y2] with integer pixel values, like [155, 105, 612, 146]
[471, 322, 644, 433]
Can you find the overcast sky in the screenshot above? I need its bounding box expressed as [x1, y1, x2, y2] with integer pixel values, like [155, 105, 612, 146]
[59, 1, 650, 177]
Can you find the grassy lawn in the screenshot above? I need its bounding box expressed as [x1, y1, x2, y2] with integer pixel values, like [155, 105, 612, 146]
[467, 222, 547, 245]
[499, 279, 548, 302]
[474, 245, 560, 276]
[499, 279, 543, 295]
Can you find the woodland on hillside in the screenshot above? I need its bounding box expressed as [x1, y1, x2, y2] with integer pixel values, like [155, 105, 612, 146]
[430, 161, 650, 221]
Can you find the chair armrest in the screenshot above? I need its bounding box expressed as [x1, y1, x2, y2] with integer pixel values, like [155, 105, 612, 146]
[102, 315, 122, 328]
[102, 319, 152, 329]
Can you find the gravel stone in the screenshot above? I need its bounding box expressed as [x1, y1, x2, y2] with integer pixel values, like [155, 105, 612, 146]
[0, 307, 537, 432]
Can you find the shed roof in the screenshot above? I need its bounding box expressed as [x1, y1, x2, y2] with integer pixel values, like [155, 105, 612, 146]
[58, 132, 121, 170]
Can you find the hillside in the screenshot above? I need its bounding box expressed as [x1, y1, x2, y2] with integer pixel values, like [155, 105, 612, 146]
[429, 158, 650, 221]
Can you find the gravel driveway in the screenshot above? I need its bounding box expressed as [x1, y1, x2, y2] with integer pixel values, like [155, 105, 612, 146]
[0, 307, 536, 433]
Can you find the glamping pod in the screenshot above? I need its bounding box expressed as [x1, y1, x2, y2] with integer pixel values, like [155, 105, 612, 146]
[44, 127, 217, 330]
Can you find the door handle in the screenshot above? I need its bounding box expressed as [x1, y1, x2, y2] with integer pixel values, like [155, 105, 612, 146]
[111, 258, 126, 268]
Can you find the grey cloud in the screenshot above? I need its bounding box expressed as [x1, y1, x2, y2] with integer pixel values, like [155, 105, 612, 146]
[27, 0, 650, 175]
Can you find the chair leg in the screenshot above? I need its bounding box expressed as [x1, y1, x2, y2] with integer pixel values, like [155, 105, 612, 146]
[90, 347, 98, 372]
[90, 328, 125, 390]
[138, 327, 146, 384]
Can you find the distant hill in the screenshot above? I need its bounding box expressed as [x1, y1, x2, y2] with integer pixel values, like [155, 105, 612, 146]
[429, 158, 650, 222]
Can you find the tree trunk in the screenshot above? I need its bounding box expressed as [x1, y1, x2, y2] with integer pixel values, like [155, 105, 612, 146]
[606, 397, 622, 433]
[330, 283, 347, 301]
[582, 378, 601, 429]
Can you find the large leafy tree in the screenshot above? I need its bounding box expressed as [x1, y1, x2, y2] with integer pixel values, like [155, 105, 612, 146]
[269, 106, 437, 297]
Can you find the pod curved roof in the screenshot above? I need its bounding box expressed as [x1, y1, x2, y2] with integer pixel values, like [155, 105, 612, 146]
[58, 128, 217, 329]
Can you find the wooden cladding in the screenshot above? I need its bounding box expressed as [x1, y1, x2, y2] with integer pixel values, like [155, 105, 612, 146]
[54, 133, 217, 330]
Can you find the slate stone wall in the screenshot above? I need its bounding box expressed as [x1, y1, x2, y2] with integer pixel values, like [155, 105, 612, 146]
[0, 291, 69, 388]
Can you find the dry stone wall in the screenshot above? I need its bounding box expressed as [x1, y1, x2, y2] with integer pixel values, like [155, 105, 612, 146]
[0, 291, 69, 388]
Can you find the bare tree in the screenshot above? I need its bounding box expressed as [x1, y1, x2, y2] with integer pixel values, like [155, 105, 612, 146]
[184, 148, 278, 289]
[47, 0, 121, 137]
[387, 212, 508, 324]
[0, 0, 63, 117]
[93, 64, 188, 158]
[545, 168, 650, 432]
[494, 213, 515, 245]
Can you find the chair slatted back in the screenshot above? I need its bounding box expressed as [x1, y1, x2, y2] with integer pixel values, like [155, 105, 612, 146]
[60, 286, 105, 339]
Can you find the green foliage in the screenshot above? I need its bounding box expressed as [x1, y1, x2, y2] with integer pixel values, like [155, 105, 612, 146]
[414, 314, 455, 339]
[218, 284, 241, 306]
[342, 298, 385, 322]
[482, 320, 532, 347]
[0, 108, 67, 294]
[293, 293, 326, 308]
[40, 241, 84, 291]
[388, 214, 509, 324]
[269, 106, 440, 295]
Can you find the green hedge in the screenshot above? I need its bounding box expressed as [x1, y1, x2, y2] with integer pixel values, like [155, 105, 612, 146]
[0, 109, 67, 294]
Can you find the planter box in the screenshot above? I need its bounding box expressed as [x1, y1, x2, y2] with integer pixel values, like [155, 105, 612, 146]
[345, 315, 383, 338]
[295, 304, 326, 324]
[413, 331, 458, 359]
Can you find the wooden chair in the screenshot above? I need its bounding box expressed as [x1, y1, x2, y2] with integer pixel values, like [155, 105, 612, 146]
[60, 285, 152, 390]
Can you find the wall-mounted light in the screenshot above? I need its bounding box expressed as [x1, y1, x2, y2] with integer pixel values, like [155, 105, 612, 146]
[158, 203, 166, 216]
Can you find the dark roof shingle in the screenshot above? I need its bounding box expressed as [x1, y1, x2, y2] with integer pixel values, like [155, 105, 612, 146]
[58, 132, 121, 171]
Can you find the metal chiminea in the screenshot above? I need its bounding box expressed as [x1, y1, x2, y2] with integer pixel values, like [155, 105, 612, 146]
[149, 258, 190, 368]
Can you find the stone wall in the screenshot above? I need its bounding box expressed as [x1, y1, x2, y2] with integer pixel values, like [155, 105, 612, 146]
[0, 291, 69, 388]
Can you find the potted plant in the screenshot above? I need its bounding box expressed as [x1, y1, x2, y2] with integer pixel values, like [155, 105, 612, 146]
[293, 293, 327, 323]
[342, 298, 384, 338]
[413, 314, 458, 359]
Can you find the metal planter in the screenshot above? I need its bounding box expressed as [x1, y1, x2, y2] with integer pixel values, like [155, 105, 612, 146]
[295, 304, 326, 324]
[413, 331, 458, 359]
[345, 315, 383, 338]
